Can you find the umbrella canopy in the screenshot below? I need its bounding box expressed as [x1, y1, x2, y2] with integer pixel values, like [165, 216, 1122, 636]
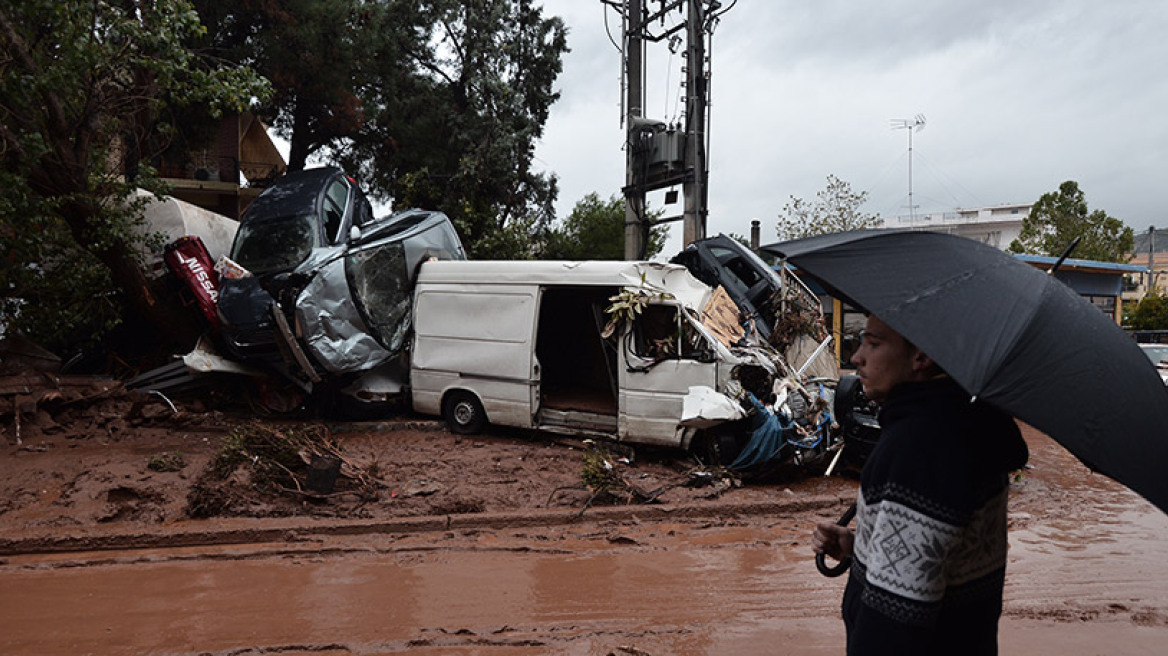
[762, 229, 1168, 514]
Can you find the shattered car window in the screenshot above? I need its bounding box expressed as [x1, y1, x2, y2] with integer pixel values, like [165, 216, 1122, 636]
[230, 214, 319, 275]
[632, 306, 681, 359]
[630, 305, 718, 361]
[346, 242, 412, 352]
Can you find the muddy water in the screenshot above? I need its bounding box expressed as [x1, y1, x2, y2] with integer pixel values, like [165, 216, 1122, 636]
[0, 525, 840, 655]
[4, 498, 1168, 656]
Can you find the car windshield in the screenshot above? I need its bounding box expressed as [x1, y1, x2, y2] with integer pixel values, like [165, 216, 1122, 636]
[1143, 345, 1168, 367]
[230, 214, 319, 275]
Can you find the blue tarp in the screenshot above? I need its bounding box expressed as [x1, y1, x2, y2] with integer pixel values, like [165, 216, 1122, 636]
[729, 393, 789, 470]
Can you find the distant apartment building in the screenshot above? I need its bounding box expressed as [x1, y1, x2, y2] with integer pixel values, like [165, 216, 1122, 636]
[879, 203, 1030, 250]
[874, 202, 1140, 324]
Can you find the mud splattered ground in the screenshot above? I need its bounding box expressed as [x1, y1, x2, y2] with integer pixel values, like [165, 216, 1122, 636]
[2, 381, 1167, 654]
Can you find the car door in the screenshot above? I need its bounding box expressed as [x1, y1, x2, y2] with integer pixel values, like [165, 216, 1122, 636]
[618, 303, 720, 446]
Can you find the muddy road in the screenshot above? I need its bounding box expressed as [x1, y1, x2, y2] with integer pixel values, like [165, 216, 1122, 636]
[3, 497, 1167, 655]
[3, 397, 1168, 654]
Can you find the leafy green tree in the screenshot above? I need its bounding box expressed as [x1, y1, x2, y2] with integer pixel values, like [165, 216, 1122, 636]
[0, 0, 269, 356]
[354, 0, 567, 260]
[727, 233, 753, 249]
[775, 174, 879, 241]
[1008, 181, 1134, 262]
[194, 0, 568, 260]
[542, 193, 668, 261]
[189, 0, 427, 172]
[1129, 292, 1168, 330]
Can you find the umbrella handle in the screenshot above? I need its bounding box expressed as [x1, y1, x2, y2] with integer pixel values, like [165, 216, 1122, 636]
[815, 502, 857, 578]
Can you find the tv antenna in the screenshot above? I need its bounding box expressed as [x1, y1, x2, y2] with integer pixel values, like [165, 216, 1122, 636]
[891, 114, 926, 222]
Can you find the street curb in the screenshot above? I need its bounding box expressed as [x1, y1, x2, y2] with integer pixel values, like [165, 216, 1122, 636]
[0, 494, 852, 557]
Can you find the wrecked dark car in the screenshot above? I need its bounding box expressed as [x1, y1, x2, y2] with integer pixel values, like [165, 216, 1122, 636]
[671, 234, 787, 343]
[215, 167, 465, 406]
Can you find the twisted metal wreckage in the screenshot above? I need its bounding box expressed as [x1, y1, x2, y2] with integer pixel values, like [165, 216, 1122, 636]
[140, 172, 850, 474]
[154, 239, 848, 475]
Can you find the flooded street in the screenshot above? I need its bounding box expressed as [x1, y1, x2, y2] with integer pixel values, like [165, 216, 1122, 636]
[4, 492, 1168, 655]
[3, 427, 1167, 655]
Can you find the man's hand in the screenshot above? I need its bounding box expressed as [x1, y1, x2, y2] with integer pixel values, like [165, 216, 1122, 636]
[812, 522, 855, 562]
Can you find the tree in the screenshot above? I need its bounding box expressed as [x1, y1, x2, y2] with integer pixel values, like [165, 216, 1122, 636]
[1007, 181, 1134, 262]
[194, 0, 569, 260]
[189, 0, 428, 172]
[775, 174, 879, 241]
[1129, 292, 1168, 330]
[350, 0, 568, 260]
[542, 193, 668, 261]
[0, 0, 269, 356]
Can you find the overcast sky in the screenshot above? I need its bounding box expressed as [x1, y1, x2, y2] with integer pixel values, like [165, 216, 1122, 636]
[532, 0, 1168, 257]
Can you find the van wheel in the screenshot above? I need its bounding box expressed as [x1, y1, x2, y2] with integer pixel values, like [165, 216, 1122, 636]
[696, 431, 741, 467]
[443, 391, 486, 435]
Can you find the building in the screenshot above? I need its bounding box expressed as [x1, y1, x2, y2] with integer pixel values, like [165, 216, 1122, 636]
[880, 203, 1030, 249]
[1014, 255, 1145, 324]
[153, 111, 287, 220]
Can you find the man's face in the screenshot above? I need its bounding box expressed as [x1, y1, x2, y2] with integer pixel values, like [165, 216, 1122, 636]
[849, 315, 920, 402]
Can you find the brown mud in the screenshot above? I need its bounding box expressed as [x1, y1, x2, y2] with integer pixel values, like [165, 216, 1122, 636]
[2, 382, 1167, 654]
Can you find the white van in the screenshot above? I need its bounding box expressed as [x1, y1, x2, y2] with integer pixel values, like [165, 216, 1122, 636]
[409, 260, 808, 456]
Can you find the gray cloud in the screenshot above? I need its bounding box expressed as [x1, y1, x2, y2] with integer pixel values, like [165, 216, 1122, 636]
[535, 0, 1168, 253]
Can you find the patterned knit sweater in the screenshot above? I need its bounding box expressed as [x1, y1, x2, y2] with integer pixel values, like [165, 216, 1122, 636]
[842, 377, 1029, 656]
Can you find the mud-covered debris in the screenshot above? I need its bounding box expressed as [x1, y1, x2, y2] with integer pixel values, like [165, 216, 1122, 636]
[402, 479, 444, 497]
[684, 468, 740, 498]
[549, 440, 683, 514]
[186, 421, 383, 518]
[147, 451, 187, 472]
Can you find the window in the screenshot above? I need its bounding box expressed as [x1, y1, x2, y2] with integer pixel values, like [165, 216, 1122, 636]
[631, 305, 710, 360]
[230, 214, 319, 274]
[1085, 294, 1117, 320]
[322, 179, 349, 243]
[707, 246, 757, 297]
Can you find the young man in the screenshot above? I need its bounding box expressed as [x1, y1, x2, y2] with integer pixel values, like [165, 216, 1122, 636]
[813, 315, 1028, 655]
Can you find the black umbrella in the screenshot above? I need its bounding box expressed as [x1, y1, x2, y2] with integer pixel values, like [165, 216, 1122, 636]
[761, 229, 1168, 515]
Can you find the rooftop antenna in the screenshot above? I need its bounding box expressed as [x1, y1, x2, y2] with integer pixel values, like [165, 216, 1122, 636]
[891, 114, 926, 222]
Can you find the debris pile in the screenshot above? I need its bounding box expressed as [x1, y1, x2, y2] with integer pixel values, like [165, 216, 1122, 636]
[0, 365, 243, 446]
[186, 421, 382, 518]
[545, 441, 742, 518]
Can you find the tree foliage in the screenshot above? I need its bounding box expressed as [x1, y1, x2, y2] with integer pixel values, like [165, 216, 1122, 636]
[542, 193, 668, 261]
[1129, 292, 1168, 330]
[1007, 181, 1134, 262]
[0, 0, 269, 356]
[194, 0, 569, 260]
[775, 174, 879, 241]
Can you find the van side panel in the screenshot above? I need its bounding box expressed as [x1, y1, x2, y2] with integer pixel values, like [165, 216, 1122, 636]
[411, 286, 539, 428]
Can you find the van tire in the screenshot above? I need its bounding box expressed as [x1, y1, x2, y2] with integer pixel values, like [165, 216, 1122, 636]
[443, 391, 486, 434]
[696, 431, 741, 467]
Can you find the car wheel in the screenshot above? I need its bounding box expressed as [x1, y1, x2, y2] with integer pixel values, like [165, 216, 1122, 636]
[442, 390, 487, 435]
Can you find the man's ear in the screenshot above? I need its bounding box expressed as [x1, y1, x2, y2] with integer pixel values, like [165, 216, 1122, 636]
[911, 349, 935, 373]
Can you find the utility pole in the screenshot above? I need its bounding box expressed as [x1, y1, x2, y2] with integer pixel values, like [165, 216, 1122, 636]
[623, 0, 646, 261]
[615, 0, 721, 260]
[682, 0, 708, 247]
[1150, 226, 1157, 292]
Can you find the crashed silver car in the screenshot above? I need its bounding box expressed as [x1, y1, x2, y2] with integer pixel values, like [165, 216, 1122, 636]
[216, 167, 466, 405]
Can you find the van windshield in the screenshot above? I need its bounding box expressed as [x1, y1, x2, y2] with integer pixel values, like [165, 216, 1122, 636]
[231, 214, 319, 275]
